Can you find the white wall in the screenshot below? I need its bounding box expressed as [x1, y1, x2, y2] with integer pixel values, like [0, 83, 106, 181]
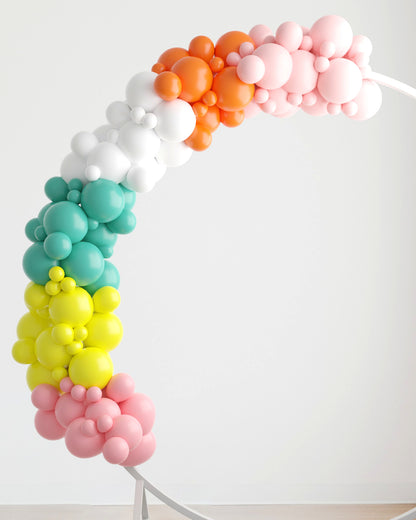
[1, 0, 416, 506]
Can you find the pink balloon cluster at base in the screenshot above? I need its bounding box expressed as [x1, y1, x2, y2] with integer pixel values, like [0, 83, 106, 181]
[239, 15, 382, 121]
[31, 373, 156, 466]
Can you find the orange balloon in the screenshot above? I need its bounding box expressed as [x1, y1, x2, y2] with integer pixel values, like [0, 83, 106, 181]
[151, 62, 165, 74]
[172, 56, 213, 103]
[212, 66, 254, 112]
[209, 56, 224, 73]
[202, 90, 217, 107]
[197, 105, 220, 132]
[220, 109, 245, 127]
[158, 47, 189, 70]
[189, 36, 215, 62]
[192, 102, 208, 118]
[215, 31, 254, 61]
[154, 71, 182, 101]
[185, 124, 212, 151]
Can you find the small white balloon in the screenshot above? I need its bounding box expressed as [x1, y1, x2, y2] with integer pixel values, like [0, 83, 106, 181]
[85, 165, 101, 181]
[61, 153, 87, 184]
[130, 106, 146, 124]
[86, 142, 131, 184]
[156, 140, 193, 167]
[117, 121, 161, 163]
[153, 99, 196, 143]
[71, 132, 99, 158]
[106, 101, 131, 128]
[94, 124, 114, 142]
[125, 158, 167, 193]
[142, 112, 158, 129]
[126, 71, 162, 112]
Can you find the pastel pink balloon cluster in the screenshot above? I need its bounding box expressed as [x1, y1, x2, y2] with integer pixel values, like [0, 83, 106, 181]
[237, 15, 382, 120]
[31, 373, 156, 466]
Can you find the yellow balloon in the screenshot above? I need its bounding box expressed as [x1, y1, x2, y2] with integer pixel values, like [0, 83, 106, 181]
[93, 286, 121, 313]
[84, 313, 123, 351]
[69, 347, 113, 389]
[16, 311, 50, 340]
[52, 323, 74, 345]
[49, 287, 93, 327]
[35, 328, 71, 369]
[26, 362, 59, 390]
[12, 338, 37, 364]
[24, 282, 50, 311]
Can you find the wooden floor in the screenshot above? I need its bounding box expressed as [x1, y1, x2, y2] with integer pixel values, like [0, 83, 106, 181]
[1, 504, 415, 520]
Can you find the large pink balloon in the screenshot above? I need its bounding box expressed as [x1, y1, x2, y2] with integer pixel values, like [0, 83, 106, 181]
[121, 432, 156, 467]
[275, 21, 303, 53]
[103, 437, 130, 464]
[55, 393, 86, 428]
[105, 373, 135, 403]
[317, 58, 362, 104]
[85, 398, 121, 421]
[253, 43, 292, 90]
[119, 393, 155, 435]
[106, 414, 143, 449]
[309, 15, 353, 58]
[35, 410, 66, 440]
[350, 79, 382, 121]
[31, 384, 60, 411]
[301, 90, 328, 116]
[283, 50, 318, 95]
[65, 417, 105, 458]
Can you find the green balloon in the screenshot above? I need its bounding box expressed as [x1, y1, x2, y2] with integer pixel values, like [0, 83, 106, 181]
[25, 218, 41, 242]
[120, 185, 136, 211]
[38, 203, 53, 223]
[81, 179, 125, 223]
[44, 177, 68, 202]
[23, 243, 59, 284]
[84, 260, 120, 295]
[107, 210, 136, 234]
[61, 241, 104, 286]
[44, 232, 73, 260]
[44, 201, 88, 243]
[84, 224, 117, 258]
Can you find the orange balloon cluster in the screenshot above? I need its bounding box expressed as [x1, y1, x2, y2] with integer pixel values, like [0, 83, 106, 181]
[152, 31, 256, 151]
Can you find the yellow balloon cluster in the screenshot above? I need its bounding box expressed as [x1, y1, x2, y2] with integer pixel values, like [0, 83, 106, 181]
[12, 266, 123, 390]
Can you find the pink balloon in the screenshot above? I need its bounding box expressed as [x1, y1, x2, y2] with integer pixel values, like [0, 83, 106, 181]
[236, 55, 265, 84]
[81, 419, 98, 437]
[85, 398, 121, 421]
[347, 35, 373, 59]
[267, 88, 292, 116]
[300, 35, 313, 52]
[249, 24, 273, 47]
[103, 437, 130, 464]
[97, 414, 114, 433]
[253, 43, 292, 90]
[35, 410, 66, 440]
[272, 105, 299, 119]
[302, 90, 328, 116]
[105, 373, 135, 403]
[283, 50, 318, 95]
[275, 21, 303, 52]
[86, 386, 102, 403]
[121, 432, 156, 467]
[317, 58, 362, 104]
[60, 377, 74, 394]
[55, 393, 86, 428]
[243, 100, 261, 119]
[106, 414, 143, 449]
[71, 385, 86, 402]
[309, 15, 353, 58]
[119, 393, 155, 435]
[65, 417, 105, 458]
[350, 79, 382, 121]
[31, 384, 60, 411]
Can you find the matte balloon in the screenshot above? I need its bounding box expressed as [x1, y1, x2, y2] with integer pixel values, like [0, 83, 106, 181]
[103, 437, 130, 464]
[35, 410, 66, 440]
[44, 177, 69, 202]
[83, 223, 117, 258]
[156, 140, 193, 167]
[121, 431, 156, 467]
[106, 209, 136, 235]
[119, 393, 155, 435]
[86, 142, 131, 184]
[81, 179, 125, 223]
[118, 121, 161, 163]
[44, 201, 88, 244]
[23, 243, 59, 285]
[253, 43, 292, 90]
[317, 58, 362, 104]
[31, 383, 60, 411]
[350, 79, 382, 120]
[83, 260, 120, 295]
[55, 393, 86, 427]
[48, 286, 93, 327]
[153, 99, 196, 142]
[106, 415, 143, 449]
[71, 132, 99, 158]
[309, 15, 353, 58]
[106, 101, 131, 128]
[126, 71, 162, 112]
[16, 311, 49, 340]
[65, 417, 105, 458]
[69, 348, 114, 389]
[26, 362, 59, 391]
[61, 242, 105, 286]
[283, 50, 318, 94]
[12, 338, 37, 364]
[44, 232, 73, 260]
[84, 312, 123, 351]
[106, 373, 135, 402]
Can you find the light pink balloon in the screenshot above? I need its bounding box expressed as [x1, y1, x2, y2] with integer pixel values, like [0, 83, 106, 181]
[85, 398, 121, 422]
[272, 105, 299, 119]
[347, 35, 373, 58]
[260, 99, 276, 113]
[97, 414, 114, 433]
[237, 55, 265, 84]
[317, 58, 362, 104]
[302, 90, 328, 116]
[275, 21, 303, 52]
[71, 385, 86, 402]
[350, 79, 382, 121]
[60, 377, 74, 394]
[86, 386, 102, 403]
[267, 88, 293, 116]
[300, 35, 313, 51]
[106, 373, 135, 403]
[309, 15, 353, 58]
[81, 419, 98, 437]
[283, 50, 318, 95]
[119, 393, 155, 435]
[106, 414, 143, 449]
[253, 43, 292, 90]
[121, 432, 156, 467]
[31, 384, 60, 411]
[35, 410, 66, 440]
[65, 417, 105, 458]
[243, 100, 261, 118]
[249, 24, 273, 47]
[55, 393, 86, 428]
[103, 437, 130, 464]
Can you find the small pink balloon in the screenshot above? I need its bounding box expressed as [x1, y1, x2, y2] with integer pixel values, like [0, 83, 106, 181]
[97, 414, 114, 433]
[236, 55, 265, 84]
[347, 35, 373, 58]
[283, 50, 318, 95]
[35, 410, 66, 440]
[260, 99, 276, 113]
[121, 432, 156, 467]
[243, 100, 261, 118]
[300, 35, 313, 51]
[350, 79, 382, 121]
[239, 42, 254, 57]
[327, 103, 341, 115]
[287, 93, 302, 106]
[60, 377, 74, 393]
[302, 90, 328, 116]
[272, 105, 299, 119]
[106, 414, 143, 449]
[309, 15, 353, 58]
[81, 418, 98, 437]
[342, 101, 358, 117]
[275, 21, 303, 53]
[249, 24, 273, 47]
[71, 385, 86, 402]
[314, 56, 330, 73]
[317, 58, 362, 104]
[263, 35, 276, 44]
[85, 397, 121, 422]
[55, 393, 86, 428]
[65, 417, 105, 458]
[254, 88, 269, 104]
[267, 88, 292, 116]
[86, 386, 102, 403]
[31, 384, 60, 411]
[253, 43, 292, 90]
[103, 437, 130, 464]
[353, 52, 369, 69]
[226, 52, 240, 66]
[106, 373, 135, 403]
[119, 393, 155, 435]
[302, 91, 317, 106]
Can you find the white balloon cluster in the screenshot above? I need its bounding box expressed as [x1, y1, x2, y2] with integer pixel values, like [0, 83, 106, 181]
[60, 71, 196, 193]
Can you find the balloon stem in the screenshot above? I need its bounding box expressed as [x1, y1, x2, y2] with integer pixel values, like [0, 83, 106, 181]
[369, 71, 416, 100]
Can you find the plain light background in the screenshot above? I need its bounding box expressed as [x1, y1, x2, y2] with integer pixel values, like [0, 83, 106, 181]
[1, 0, 416, 506]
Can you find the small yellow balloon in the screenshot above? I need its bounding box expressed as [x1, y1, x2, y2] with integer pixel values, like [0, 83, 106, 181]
[60, 277, 76, 293]
[52, 366, 68, 382]
[69, 347, 113, 389]
[12, 338, 37, 364]
[52, 323, 74, 345]
[49, 266, 65, 282]
[16, 311, 50, 340]
[45, 281, 61, 296]
[93, 286, 121, 313]
[66, 341, 83, 356]
[35, 328, 71, 369]
[84, 313, 123, 351]
[24, 282, 50, 311]
[26, 362, 59, 390]
[49, 287, 93, 327]
[73, 326, 88, 342]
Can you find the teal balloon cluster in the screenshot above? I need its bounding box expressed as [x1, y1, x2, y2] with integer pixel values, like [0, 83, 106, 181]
[23, 177, 136, 294]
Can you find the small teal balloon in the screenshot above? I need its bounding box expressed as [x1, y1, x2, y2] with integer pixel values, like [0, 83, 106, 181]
[23, 243, 59, 284]
[25, 218, 41, 242]
[38, 203, 53, 223]
[44, 232, 73, 260]
[68, 178, 83, 191]
[67, 189, 81, 204]
[107, 210, 136, 234]
[61, 241, 104, 286]
[44, 177, 68, 202]
[84, 224, 117, 258]
[120, 185, 136, 211]
[34, 225, 46, 241]
[84, 260, 120, 295]
[81, 179, 125, 223]
[44, 201, 88, 243]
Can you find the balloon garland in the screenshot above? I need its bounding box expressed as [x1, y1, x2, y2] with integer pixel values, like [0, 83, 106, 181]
[12, 15, 416, 472]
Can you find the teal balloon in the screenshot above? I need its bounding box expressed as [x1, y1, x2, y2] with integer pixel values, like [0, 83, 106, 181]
[25, 218, 41, 242]
[84, 260, 120, 295]
[61, 241, 104, 286]
[84, 224, 117, 258]
[38, 203, 53, 223]
[67, 189, 81, 204]
[68, 178, 83, 191]
[81, 179, 125, 223]
[107, 210, 136, 234]
[44, 177, 68, 202]
[120, 185, 136, 211]
[23, 243, 59, 284]
[44, 232, 72, 260]
[44, 201, 88, 243]
[34, 225, 46, 241]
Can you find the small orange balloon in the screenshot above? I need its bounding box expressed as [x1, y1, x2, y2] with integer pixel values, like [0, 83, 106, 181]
[189, 35, 215, 62]
[158, 47, 189, 70]
[197, 105, 220, 132]
[209, 56, 224, 73]
[172, 56, 213, 103]
[192, 102, 208, 118]
[220, 109, 245, 127]
[151, 62, 165, 74]
[202, 90, 217, 107]
[185, 124, 212, 151]
[212, 66, 254, 112]
[215, 31, 254, 61]
[154, 71, 182, 101]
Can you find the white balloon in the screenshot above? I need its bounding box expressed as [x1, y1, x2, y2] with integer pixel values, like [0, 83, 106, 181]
[61, 152, 87, 184]
[156, 140, 193, 167]
[106, 101, 131, 128]
[125, 159, 167, 193]
[153, 99, 196, 142]
[117, 121, 161, 163]
[94, 124, 114, 142]
[86, 142, 131, 184]
[126, 71, 162, 112]
[71, 131, 98, 158]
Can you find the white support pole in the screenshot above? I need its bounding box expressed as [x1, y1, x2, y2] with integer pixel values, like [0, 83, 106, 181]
[389, 506, 416, 520]
[368, 71, 416, 101]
